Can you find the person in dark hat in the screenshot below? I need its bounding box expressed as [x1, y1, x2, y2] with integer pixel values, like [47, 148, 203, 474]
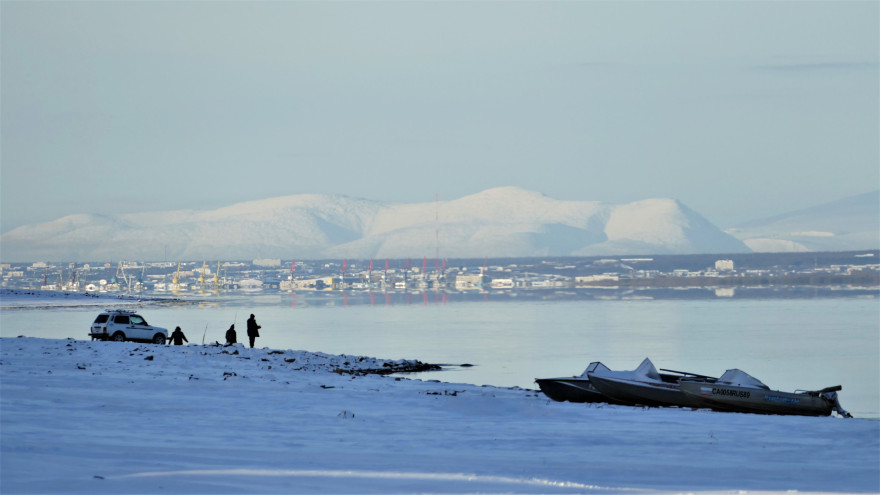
[225, 324, 237, 346]
[246, 314, 261, 348]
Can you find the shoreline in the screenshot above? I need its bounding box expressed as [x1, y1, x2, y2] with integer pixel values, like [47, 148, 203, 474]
[3, 284, 878, 314]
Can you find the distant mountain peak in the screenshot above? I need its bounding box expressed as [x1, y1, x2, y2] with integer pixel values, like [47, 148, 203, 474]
[462, 186, 549, 199]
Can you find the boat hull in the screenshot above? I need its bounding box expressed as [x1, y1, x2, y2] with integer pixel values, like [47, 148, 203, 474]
[587, 374, 714, 409]
[679, 381, 833, 416]
[535, 378, 610, 403]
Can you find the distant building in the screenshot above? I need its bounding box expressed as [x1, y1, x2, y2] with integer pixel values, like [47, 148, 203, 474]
[253, 259, 281, 267]
[238, 278, 264, 289]
[455, 273, 486, 289]
[715, 259, 735, 271]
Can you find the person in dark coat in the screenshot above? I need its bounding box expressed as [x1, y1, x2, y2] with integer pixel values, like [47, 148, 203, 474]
[225, 324, 237, 345]
[246, 314, 261, 348]
[169, 326, 188, 346]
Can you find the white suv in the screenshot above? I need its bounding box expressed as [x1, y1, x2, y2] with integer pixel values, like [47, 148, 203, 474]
[90, 310, 168, 344]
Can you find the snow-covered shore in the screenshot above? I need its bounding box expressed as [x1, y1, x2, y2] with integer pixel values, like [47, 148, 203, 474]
[1, 336, 878, 494]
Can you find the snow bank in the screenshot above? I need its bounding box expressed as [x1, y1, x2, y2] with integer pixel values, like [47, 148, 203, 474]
[1, 337, 877, 494]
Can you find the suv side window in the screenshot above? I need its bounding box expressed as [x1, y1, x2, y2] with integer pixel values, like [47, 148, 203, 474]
[114, 315, 130, 324]
[130, 315, 146, 326]
[94, 314, 109, 324]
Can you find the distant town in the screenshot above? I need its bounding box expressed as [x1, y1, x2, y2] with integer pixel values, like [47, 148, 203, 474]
[2, 251, 877, 302]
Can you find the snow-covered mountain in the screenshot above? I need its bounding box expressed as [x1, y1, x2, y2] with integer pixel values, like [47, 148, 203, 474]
[0, 187, 750, 262]
[725, 191, 879, 253]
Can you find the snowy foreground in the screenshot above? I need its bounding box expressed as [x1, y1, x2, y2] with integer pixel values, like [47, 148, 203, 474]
[1, 337, 878, 494]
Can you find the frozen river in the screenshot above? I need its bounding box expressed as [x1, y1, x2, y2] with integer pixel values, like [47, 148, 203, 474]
[2, 289, 878, 418]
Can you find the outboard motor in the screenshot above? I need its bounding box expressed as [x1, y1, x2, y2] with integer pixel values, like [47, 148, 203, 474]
[812, 386, 852, 418]
[824, 391, 852, 418]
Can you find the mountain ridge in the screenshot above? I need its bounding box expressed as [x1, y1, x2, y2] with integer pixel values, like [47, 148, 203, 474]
[725, 190, 879, 253]
[1, 187, 748, 261]
[2, 187, 876, 262]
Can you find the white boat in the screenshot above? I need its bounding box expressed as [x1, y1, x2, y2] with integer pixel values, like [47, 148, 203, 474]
[679, 369, 851, 417]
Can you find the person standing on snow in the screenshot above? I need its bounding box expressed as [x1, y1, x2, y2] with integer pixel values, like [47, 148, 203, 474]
[225, 324, 237, 345]
[246, 314, 261, 348]
[168, 326, 188, 346]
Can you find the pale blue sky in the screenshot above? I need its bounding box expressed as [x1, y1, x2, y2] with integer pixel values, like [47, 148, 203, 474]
[2, 1, 877, 233]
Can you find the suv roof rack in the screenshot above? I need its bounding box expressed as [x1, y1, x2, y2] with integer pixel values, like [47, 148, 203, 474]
[103, 309, 138, 314]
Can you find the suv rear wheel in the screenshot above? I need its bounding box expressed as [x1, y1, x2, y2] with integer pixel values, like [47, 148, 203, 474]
[153, 334, 166, 345]
[111, 332, 126, 342]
